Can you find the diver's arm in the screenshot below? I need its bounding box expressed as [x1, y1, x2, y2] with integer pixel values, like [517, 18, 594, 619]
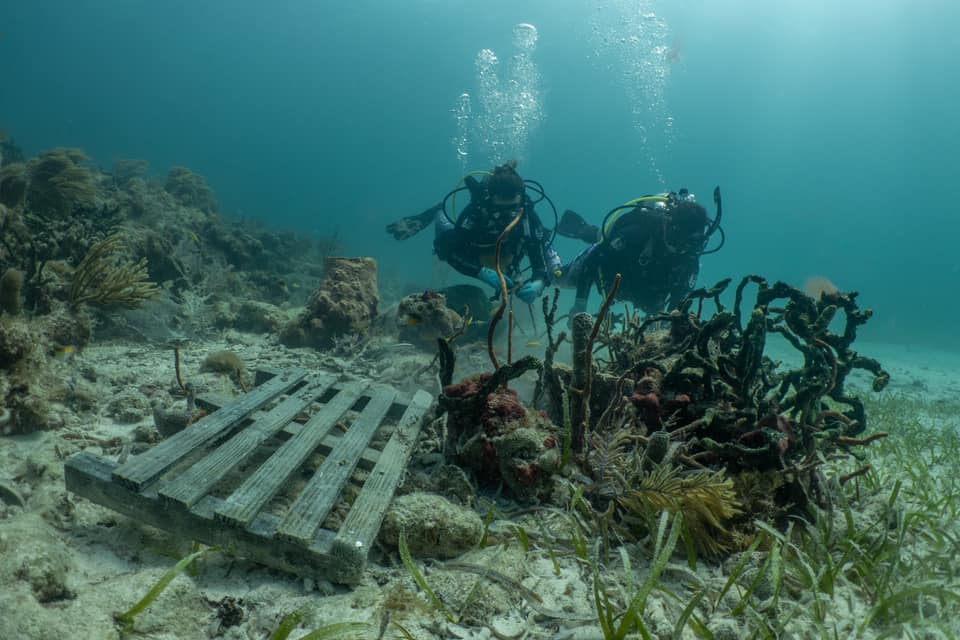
[434, 226, 515, 290]
[521, 208, 552, 281]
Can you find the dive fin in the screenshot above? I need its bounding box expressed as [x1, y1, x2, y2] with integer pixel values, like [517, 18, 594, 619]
[557, 209, 600, 244]
[386, 203, 442, 241]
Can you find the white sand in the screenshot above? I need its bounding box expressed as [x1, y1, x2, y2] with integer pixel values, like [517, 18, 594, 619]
[0, 331, 958, 639]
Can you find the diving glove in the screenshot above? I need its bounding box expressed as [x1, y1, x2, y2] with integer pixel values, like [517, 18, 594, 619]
[517, 279, 545, 304]
[477, 267, 514, 292]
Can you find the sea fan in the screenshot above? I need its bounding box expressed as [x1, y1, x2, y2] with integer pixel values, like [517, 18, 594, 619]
[586, 424, 635, 490]
[618, 464, 742, 555]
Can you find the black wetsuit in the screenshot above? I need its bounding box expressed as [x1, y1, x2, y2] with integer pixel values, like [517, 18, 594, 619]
[433, 197, 557, 284]
[566, 203, 702, 314]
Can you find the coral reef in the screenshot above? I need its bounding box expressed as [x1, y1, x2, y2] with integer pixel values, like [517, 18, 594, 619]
[112, 158, 150, 186]
[0, 163, 27, 208]
[0, 306, 91, 435]
[281, 257, 379, 349]
[0, 132, 25, 166]
[223, 300, 288, 334]
[205, 223, 264, 269]
[25, 148, 97, 219]
[397, 291, 463, 349]
[0, 268, 23, 315]
[0, 314, 33, 369]
[164, 166, 217, 214]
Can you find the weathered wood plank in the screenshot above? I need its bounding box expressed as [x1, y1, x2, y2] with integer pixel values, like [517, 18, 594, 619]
[214, 381, 368, 528]
[196, 392, 405, 471]
[113, 368, 309, 491]
[277, 385, 397, 544]
[327, 389, 434, 583]
[65, 451, 339, 579]
[159, 374, 338, 508]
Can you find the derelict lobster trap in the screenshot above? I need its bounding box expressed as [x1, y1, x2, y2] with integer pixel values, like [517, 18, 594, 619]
[64, 367, 433, 585]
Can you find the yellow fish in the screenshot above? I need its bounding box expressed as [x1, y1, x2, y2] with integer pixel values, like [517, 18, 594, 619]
[525, 340, 543, 348]
[53, 345, 77, 360]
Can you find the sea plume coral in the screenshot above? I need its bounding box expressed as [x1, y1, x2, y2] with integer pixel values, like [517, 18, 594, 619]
[68, 233, 161, 309]
[618, 464, 743, 555]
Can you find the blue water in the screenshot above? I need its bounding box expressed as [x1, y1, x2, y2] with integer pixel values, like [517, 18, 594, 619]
[2, 0, 958, 349]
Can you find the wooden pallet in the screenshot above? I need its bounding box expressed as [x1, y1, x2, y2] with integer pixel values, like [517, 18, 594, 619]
[64, 367, 433, 584]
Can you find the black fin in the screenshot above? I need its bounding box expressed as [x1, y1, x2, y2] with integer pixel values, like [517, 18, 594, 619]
[557, 209, 600, 244]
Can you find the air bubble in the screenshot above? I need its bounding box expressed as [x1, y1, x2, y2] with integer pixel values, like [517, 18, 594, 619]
[589, 1, 675, 185]
[513, 23, 539, 51]
[452, 23, 544, 165]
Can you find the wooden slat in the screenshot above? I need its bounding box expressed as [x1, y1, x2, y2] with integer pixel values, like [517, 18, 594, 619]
[277, 385, 397, 544]
[159, 374, 337, 508]
[113, 368, 309, 491]
[64, 451, 338, 579]
[327, 389, 433, 583]
[214, 381, 368, 528]
[195, 390, 410, 472]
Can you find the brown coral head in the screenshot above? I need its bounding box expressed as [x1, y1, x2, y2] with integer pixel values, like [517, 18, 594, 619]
[481, 386, 526, 433]
[513, 462, 540, 486]
[629, 391, 662, 428]
[442, 373, 490, 399]
[661, 393, 693, 420]
[635, 375, 661, 395]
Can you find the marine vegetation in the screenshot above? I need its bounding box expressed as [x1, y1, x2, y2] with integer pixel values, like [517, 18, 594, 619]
[437, 274, 890, 552]
[68, 232, 161, 309]
[164, 166, 218, 214]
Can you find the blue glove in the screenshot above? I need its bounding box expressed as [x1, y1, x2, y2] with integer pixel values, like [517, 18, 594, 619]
[477, 267, 514, 292]
[517, 279, 545, 304]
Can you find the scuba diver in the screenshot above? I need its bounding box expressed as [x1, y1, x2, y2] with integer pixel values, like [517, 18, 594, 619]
[386, 161, 561, 305]
[556, 187, 724, 319]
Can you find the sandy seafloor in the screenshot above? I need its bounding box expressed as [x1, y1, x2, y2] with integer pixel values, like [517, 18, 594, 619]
[1, 328, 958, 640]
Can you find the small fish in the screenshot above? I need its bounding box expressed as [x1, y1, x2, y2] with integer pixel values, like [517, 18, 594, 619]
[188, 231, 200, 243]
[405, 314, 422, 326]
[53, 345, 77, 360]
[526, 340, 543, 348]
